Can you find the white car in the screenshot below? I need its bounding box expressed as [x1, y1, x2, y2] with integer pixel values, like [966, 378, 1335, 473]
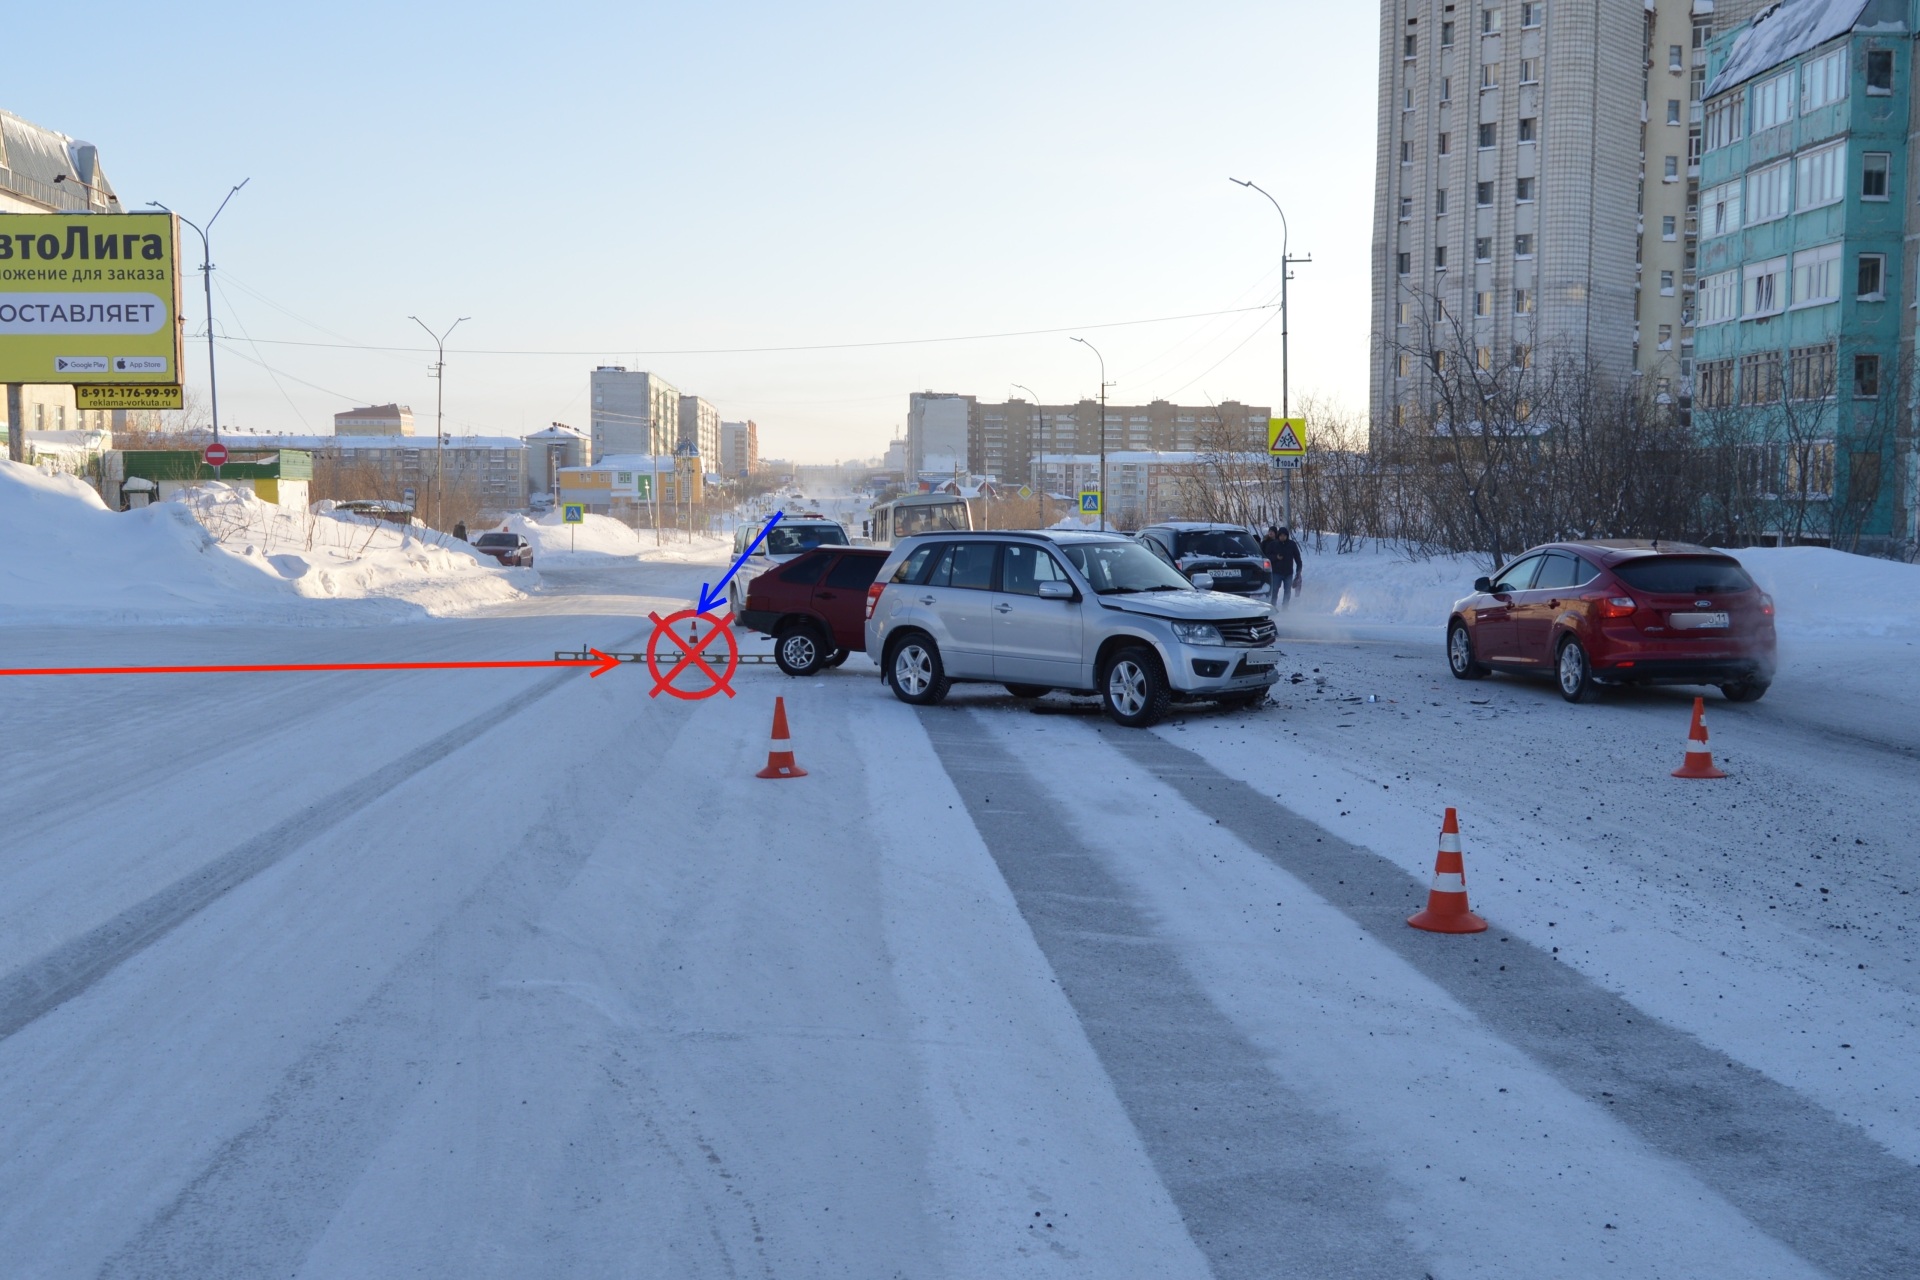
[726, 517, 852, 618]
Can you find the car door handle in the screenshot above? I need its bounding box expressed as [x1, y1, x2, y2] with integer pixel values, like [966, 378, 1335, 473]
[919, 595, 936, 605]
[994, 602, 1012, 613]
[817, 591, 836, 599]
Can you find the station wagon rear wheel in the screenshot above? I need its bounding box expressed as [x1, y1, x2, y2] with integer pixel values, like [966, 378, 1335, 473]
[775, 623, 829, 677]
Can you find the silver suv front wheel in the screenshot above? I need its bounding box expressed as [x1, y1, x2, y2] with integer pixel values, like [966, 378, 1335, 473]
[1101, 646, 1172, 728]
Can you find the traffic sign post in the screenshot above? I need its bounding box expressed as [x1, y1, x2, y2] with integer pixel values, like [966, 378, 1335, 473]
[1267, 416, 1307, 529]
[563, 502, 585, 552]
[203, 441, 227, 480]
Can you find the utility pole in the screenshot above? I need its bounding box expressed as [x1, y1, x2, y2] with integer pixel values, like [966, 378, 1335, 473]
[1230, 177, 1311, 529]
[6, 384, 21, 464]
[1012, 382, 1044, 526]
[1070, 338, 1112, 531]
[409, 314, 469, 530]
[149, 180, 249, 446]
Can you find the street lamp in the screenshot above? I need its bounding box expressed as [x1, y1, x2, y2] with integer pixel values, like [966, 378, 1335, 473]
[149, 179, 249, 442]
[1069, 337, 1110, 530]
[1011, 381, 1045, 525]
[1229, 177, 1311, 528]
[409, 314, 470, 531]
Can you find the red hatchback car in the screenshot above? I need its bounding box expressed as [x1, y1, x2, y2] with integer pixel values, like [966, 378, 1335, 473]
[1446, 540, 1776, 703]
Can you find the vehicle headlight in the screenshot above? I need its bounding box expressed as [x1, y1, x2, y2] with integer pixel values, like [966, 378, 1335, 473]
[1171, 622, 1222, 645]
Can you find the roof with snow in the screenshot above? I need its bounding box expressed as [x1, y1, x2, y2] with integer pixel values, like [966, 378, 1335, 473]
[0, 108, 118, 212]
[1705, 0, 1903, 98]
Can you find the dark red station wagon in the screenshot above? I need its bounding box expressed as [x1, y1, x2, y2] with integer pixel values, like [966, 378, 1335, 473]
[737, 547, 887, 676]
[1446, 540, 1777, 703]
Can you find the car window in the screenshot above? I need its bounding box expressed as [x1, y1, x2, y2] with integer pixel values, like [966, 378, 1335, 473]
[890, 543, 939, 584]
[733, 527, 749, 555]
[1000, 543, 1071, 596]
[1490, 555, 1541, 593]
[825, 555, 882, 590]
[765, 524, 848, 556]
[1060, 541, 1194, 594]
[781, 554, 829, 586]
[475, 534, 513, 547]
[1138, 536, 1177, 567]
[874, 509, 891, 541]
[1568, 555, 1599, 586]
[895, 501, 970, 537]
[1531, 553, 1581, 590]
[946, 542, 998, 591]
[1175, 529, 1262, 559]
[1611, 555, 1754, 593]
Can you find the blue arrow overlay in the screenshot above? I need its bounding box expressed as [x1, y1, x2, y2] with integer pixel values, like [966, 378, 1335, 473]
[697, 510, 784, 615]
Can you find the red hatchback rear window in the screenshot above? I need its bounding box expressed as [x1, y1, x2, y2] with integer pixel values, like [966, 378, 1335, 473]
[1610, 555, 1753, 594]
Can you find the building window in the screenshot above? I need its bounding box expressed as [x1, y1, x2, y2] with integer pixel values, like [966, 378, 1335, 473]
[1743, 256, 1787, 316]
[1795, 141, 1845, 210]
[1474, 290, 1493, 316]
[1669, 44, 1684, 72]
[1398, 299, 1415, 324]
[1515, 176, 1534, 202]
[1441, 76, 1452, 101]
[1476, 180, 1494, 205]
[1438, 131, 1452, 154]
[1436, 187, 1448, 214]
[1702, 179, 1742, 235]
[1697, 358, 1734, 408]
[1867, 48, 1894, 95]
[1482, 8, 1500, 35]
[1855, 353, 1881, 397]
[1405, 88, 1415, 111]
[1657, 324, 1673, 350]
[1520, 59, 1539, 84]
[1475, 236, 1493, 261]
[1791, 242, 1842, 306]
[1661, 214, 1677, 240]
[1703, 90, 1746, 150]
[1433, 349, 1450, 372]
[1397, 352, 1411, 378]
[1482, 64, 1500, 90]
[1514, 233, 1534, 257]
[1435, 246, 1448, 269]
[1662, 155, 1678, 181]
[1405, 33, 1418, 58]
[1747, 160, 1790, 223]
[1397, 251, 1411, 275]
[1862, 152, 1891, 200]
[1402, 140, 1414, 164]
[1512, 343, 1532, 369]
[1660, 269, 1675, 295]
[1753, 70, 1794, 130]
[1441, 20, 1455, 46]
[1476, 346, 1492, 370]
[1698, 268, 1740, 324]
[1400, 196, 1413, 221]
[1801, 47, 1847, 111]
[1478, 123, 1497, 148]
[1738, 351, 1782, 404]
[1667, 99, 1682, 125]
[1788, 342, 1837, 400]
[1514, 288, 1534, 314]
[1858, 253, 1886, 299]
[1521, 3, 1542, 28]
[1517, 117, 1537, 142]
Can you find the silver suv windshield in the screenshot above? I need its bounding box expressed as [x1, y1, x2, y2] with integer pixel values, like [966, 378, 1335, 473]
[1060, 541, 1194, 595]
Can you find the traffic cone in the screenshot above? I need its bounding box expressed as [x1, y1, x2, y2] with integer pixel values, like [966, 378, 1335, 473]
[755, 696, 808, 779]
[1672, 696, 1727, 779]
[1408, 808, 1488, 934]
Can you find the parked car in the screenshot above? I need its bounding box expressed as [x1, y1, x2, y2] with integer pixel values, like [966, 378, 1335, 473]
[1137, 522, 1275, 603]
[471, 531, 534, 567]
[727, 516, 851, 618]
[738, 547, 888, 675]
[864, 530, 1280, 727]
[1445, 540, 1776, 703]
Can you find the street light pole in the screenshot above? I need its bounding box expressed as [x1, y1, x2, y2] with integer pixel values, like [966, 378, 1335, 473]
[1229, 177, 1311, 529]
[409, 314, 470, 530]
[149, 179, 249, 444]
[1011, 382, 1044, 526]
[1069, 337, 1111, 531]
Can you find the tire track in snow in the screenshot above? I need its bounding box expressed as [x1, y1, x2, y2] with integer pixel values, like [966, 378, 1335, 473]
[0, 624, 651, 1045]
[1108, 728, 1920, 1280]
[923, 709, 1431, 1280]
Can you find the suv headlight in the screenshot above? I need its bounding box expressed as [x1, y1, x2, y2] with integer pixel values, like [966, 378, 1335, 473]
[1171, 621, 1222, 645]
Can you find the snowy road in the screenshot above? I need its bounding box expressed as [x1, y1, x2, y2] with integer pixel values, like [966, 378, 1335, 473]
[1, 558, 1914, 1277]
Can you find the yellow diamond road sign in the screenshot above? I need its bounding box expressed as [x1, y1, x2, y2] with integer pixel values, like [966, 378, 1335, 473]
[1267, 417, 1307, 457]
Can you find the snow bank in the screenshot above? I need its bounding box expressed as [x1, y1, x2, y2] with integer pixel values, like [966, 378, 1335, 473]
[495, 509, 645, 565]
[1286, 535, 1919, 640]
[0, 462, 525, 625]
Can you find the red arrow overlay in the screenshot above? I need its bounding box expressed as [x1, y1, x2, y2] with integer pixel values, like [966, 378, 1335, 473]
[0, 648, 622, 679]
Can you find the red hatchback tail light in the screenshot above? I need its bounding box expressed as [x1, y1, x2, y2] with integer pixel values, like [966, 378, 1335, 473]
[1592, 595, 1638, 619]
[1760, 592, 1775, 617]
[866, 582, 885, 620]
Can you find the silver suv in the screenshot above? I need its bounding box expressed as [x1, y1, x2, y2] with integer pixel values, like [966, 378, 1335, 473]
[864, 530, 1280, 727]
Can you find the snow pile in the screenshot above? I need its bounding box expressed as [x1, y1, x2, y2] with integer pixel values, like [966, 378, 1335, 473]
[0, 463, 525, 625]
[495, 509, 645, 565]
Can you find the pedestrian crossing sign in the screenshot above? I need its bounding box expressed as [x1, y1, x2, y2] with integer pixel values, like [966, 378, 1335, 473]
[1267, 417, 1307, 457]
[562, 503, 585, 524]
[1078, 490, 1102, 515]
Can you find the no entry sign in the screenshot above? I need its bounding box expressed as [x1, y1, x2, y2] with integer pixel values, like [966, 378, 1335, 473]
[203, 441, 228, 467]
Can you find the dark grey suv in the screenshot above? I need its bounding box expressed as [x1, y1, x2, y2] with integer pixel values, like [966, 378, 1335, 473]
[1137, 522, 1274, 603]
[864, 530, 1280, 727]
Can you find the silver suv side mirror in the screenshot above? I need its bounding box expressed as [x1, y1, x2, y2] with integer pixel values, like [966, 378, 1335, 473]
[1191, 572, 1214, 591]
[1037, 580, 1074, 599]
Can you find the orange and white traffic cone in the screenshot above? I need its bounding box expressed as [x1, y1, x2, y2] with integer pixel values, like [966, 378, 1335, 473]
[755, 696, 808, 779]
[1672, 696, 1727, 779]
[1408, 807, 1488, 934]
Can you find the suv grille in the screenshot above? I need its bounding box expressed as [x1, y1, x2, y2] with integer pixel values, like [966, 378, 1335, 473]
[1217, 618, 1277, 646]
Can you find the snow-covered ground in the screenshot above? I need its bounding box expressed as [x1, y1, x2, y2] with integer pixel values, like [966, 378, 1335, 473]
[0, 531, 1913, 1276]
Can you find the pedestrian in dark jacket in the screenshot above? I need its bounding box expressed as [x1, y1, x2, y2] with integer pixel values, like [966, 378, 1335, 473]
[1269, 526, 1303, 607]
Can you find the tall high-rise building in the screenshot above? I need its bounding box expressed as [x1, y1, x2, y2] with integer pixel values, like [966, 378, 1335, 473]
[720, 420, 759, 477]
[588, 367, 679, 463]
[1371, 1, 1714, 432]
[678, 395, 722, 472]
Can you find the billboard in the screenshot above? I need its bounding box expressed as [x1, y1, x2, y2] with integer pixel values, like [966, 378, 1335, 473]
[0, 212, 183, 385]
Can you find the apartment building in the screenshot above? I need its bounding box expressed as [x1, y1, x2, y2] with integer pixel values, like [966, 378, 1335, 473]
[589, 367, 680, 462]
[333, 404, 415, 437]
[720, 420, 759, 477]
[1692, 0, 1910, 549]
[678, 395, 722, 472]
[909, 392, 1270, 485]
[1371, 1, 1701, 432]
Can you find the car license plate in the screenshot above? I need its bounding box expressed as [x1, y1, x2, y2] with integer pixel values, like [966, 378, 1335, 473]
[1670, 611, 1730, 629]
[1208, 568, 1241, 579]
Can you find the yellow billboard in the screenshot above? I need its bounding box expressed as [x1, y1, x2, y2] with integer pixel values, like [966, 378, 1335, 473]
[74, 383, 184, 409]
[0, 212, 183, 385]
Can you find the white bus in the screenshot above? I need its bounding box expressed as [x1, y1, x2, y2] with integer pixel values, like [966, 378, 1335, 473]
[868, 493, 972, 546]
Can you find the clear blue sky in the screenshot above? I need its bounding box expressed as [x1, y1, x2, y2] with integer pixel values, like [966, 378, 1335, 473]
[16, 1, 1376, 462]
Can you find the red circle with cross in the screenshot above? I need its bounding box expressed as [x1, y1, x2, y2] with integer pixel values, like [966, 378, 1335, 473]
[645, 609, 739, 700]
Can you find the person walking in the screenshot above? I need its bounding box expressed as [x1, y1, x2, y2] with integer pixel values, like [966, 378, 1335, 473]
[1269, 525, 1304, 608]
